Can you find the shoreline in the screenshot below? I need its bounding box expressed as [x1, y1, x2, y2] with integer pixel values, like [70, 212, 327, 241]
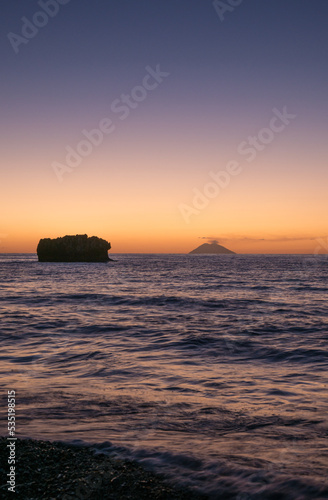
[0, 437, 207, 499]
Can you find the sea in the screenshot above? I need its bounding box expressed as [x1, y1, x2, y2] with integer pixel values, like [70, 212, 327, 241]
[0, 253, 327, 499]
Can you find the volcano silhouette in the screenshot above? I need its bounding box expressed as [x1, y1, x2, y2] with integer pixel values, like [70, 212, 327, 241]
[189, 242, 235, 254]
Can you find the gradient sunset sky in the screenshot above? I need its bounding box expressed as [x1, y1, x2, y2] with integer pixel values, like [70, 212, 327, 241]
[1, 0, 327, 254]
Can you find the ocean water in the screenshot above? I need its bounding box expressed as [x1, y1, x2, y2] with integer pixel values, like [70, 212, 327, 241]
[0, 253, 327, 499]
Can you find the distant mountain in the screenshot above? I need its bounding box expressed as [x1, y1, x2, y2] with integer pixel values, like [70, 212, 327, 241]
[189, 242, 235, 255]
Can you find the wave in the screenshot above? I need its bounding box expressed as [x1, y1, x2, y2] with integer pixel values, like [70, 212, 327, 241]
[60, 431, 328, 499]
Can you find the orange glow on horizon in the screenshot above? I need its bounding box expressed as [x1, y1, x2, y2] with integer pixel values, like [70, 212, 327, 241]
[1, 121, 327, 255]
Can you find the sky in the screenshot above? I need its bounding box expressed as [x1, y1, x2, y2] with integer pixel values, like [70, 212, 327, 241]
[1, 0, 328, 254]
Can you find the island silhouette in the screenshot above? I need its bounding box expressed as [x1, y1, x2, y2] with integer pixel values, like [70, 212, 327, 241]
[189, 241, 235, 254]
[37, 234, 111, 262]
